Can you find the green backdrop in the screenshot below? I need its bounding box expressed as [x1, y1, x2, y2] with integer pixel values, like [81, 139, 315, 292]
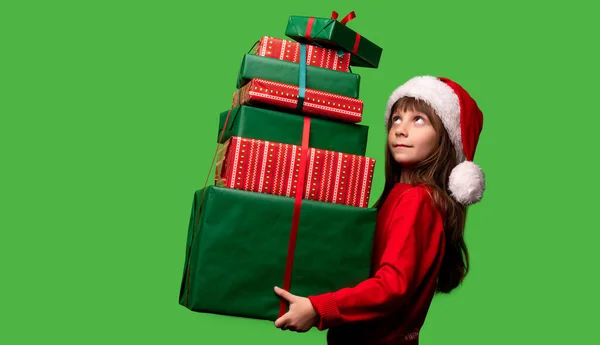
[1, 0, 598, 344]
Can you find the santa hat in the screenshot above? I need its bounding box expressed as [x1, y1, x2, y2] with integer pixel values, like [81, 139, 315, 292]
[385, 76, 485, 205]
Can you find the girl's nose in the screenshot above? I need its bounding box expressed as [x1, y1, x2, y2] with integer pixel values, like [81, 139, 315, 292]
[395, 123, 408, 137]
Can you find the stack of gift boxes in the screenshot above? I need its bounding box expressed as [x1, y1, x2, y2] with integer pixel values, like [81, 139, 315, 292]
[179, 12, 383, 321]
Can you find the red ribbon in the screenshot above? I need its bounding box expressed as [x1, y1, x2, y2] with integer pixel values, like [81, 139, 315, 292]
[305, 11, 361, 55]
[279, 116, 311, 317]
[305, 17, 314, 38]
[352, 33, 361, 54]
[331, 10, 356, 25]
[333, 11, 360, 54]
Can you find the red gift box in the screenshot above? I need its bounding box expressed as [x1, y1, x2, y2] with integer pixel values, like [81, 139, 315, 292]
[253, 36, 351, 72]
[232, 78, 363, 124]
[215, 136, 375, 208]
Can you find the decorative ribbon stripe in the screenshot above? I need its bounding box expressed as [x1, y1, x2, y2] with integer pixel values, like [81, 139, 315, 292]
[279, 39, 310, 317]
[279, 116, 311, 317]
[352, 33, 361, 54]
[305, 17, 315, 38]
[296, 43, 306, 112]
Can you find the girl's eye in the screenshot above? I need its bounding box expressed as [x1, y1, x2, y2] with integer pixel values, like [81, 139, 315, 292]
[392, 116, 401, 124]
[415, 117, 425, 124]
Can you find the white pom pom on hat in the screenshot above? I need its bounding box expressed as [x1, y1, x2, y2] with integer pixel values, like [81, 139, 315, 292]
[385, 76, 485, 205]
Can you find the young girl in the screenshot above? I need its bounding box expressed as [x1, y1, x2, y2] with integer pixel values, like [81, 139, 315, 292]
[273, 76, 486, 344]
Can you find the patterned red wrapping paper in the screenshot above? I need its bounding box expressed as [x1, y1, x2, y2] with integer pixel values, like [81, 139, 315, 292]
[215, 136, 376, 208]
[232, 78, 363, 123]
[253, 36, 351, 72]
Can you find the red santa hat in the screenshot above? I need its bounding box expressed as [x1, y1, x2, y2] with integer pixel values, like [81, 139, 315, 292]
[384, 76, 485, 205]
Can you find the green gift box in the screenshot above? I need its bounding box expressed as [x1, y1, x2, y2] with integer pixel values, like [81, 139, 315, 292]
[179, 186, 376, 321]
[217, 105, 369, 156]
[285, 14, 383, 69]
[236, 53, 360, 98]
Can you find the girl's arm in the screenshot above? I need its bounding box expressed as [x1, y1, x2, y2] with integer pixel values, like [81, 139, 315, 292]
[307, 187, 445, 330]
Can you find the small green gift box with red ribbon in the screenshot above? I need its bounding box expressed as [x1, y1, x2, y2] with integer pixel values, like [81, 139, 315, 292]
[285, 11, 383, 68]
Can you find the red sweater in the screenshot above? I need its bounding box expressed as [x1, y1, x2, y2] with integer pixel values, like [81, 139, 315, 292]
[308, 183, 446, 345]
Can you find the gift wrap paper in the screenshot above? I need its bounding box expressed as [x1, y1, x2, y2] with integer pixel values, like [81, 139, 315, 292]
[217, 105, 369, 156]
[178, 186, 377, 321]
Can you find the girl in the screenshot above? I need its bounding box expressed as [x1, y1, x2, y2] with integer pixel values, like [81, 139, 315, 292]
[273, 76, 486, 344]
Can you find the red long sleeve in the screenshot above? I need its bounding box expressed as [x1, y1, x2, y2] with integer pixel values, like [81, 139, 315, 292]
[308, 185, 445, 331]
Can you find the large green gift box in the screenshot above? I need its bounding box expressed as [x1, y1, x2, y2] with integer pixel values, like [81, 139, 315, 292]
[236, 53, 361, 98]
[179, 186, 376, 321]
[217, 105, 369, 156]
[285, 15, 383, 69]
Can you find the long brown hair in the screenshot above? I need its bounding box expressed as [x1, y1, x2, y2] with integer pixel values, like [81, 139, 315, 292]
[373, 97, 469, 294]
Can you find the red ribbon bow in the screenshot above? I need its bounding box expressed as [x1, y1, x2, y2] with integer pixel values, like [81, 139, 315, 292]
[305, 11, 361, 54]
[331, 10, 356, 25]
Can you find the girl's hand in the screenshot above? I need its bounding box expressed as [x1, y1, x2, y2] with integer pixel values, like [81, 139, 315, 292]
[273, 286, 318, 332]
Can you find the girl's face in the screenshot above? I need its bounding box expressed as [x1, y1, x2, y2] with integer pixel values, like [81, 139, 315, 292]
[388, 108, 438, 166]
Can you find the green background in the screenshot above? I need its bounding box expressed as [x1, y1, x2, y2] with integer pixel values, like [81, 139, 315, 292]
[1, 0, 598, 344]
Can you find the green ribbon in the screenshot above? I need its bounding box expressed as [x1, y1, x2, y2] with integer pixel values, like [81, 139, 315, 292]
[296, 43, 306, 112]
